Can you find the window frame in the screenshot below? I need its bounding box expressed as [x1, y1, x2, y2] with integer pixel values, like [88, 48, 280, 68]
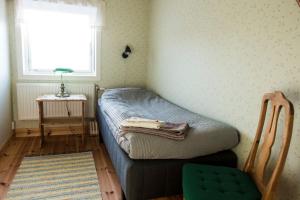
[15, 1, 101, 81]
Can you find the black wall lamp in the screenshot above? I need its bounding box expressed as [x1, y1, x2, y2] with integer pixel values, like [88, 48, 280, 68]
[122, 45, 132, 59]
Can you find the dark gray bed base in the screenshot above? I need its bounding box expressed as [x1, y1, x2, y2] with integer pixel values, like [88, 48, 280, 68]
[97, 107, 238, 200]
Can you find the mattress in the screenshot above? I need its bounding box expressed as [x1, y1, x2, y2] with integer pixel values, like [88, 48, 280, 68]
[100, 88, 239, 159]
[97, 107, 238, 200]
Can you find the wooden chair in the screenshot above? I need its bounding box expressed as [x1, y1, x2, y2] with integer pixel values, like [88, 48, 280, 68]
[183, 91, 294, 200]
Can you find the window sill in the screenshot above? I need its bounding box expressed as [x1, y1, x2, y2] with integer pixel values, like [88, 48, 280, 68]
[18, 73, 100, 81]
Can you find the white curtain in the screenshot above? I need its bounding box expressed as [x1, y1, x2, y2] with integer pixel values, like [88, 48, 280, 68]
[15, 0, 106, 28]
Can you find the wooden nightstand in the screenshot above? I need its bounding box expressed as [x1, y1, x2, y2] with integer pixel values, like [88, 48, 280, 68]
[36, 94, 87, 147]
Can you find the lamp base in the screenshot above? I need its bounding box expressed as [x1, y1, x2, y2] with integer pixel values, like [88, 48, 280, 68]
[55, 92, 70, 97]
[55, 83, 70, 97]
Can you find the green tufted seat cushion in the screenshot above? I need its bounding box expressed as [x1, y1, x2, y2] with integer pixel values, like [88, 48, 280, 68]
[183, 164, 261, 200]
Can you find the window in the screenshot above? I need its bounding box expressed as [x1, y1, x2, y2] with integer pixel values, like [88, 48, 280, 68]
[17, 0, 102, 78]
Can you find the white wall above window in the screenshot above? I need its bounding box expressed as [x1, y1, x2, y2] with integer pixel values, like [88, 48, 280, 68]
[14, 0, 104, 80]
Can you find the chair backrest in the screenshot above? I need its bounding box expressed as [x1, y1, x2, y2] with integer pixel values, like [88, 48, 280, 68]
[243, 91, 294, 200]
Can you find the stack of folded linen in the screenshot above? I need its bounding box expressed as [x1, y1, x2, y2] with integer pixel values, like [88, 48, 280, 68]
[120, 117, 189, 140]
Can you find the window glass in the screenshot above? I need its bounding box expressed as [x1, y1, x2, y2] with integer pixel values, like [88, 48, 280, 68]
[21, 2, 97, 76]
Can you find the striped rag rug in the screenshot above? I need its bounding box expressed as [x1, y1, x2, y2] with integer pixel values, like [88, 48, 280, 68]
[6, 152, 102, 200]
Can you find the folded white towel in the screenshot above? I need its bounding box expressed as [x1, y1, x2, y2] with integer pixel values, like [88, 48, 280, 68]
[121, 117, 163, 129]
[120, 117, 189, 140]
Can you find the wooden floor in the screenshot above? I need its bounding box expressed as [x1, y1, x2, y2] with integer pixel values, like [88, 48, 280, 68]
[0, 135, 182, 200]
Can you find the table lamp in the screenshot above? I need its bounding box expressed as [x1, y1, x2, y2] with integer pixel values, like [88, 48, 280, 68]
[53, 68, 74, 97]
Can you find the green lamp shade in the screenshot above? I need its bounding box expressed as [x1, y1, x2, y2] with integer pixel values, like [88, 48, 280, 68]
[53, 68, 74, 74]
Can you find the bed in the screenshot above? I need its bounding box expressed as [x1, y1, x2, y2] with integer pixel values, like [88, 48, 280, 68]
[97, 88, 239, 200]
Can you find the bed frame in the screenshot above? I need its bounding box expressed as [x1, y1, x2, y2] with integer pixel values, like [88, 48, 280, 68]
[97, 106, 238, 200]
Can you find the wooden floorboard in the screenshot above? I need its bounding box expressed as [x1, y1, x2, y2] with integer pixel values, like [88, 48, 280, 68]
[0, 135, 183, 200]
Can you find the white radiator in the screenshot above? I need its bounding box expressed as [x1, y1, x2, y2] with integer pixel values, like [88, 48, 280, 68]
[17, 83, 96, 120]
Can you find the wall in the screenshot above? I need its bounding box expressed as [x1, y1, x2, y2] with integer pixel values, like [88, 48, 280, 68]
[8, 0, 149, 128]
[147, 0, 300, 199]
[0, 0, 12, 148]
[100, 0, 149, 87]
